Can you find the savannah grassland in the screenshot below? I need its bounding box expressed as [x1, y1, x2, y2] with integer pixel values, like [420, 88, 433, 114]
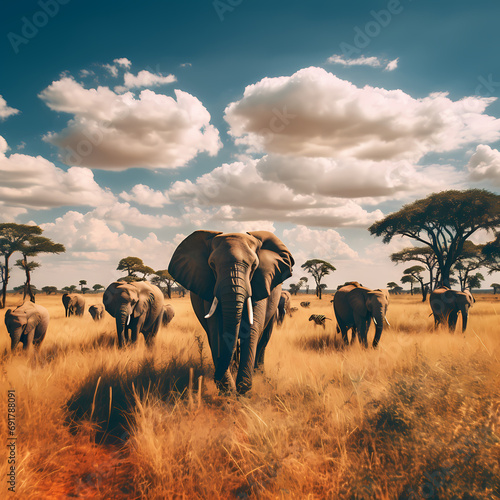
[0, 292, 499, 500]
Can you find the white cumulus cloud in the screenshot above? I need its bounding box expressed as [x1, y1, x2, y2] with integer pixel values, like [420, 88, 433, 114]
[169, 157, 384, 228]
[224, 67, 500, 162]
[119, 184, 171, 207]
[327, 54, 384, 67]
[467, 144, 500, 186]
[39, 77, 222, 169]
[115, 70, 176, 92]
[0, 136, 114, 210]
[0, 95, 20, 120]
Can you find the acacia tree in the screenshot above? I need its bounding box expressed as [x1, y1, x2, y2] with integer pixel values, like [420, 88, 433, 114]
[15, 236, 65, 302]
[369, 190, 500, 288]
[451, 241, 488, 291]
[0, 224, 62, 308]
[482, 232, 500, 273]
[401, 266, 427, 302]
[117, 256, 144, 277]
[491, 283, 500, 294]
[301, 259, 336, 299]
[401, 275, 417, 295]
[467, 273, 484, 290]
[150, 270, 176, 298]
[300, 276, 309, 294]
[93, 284, 104, 292]
[391, 246, 438, 291]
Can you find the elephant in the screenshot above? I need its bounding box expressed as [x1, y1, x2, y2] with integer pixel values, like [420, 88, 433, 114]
[88, 303, 105, 321]
[429, 286, 475, 332]
[103, 281, 164, 347]
[62, 293, 85, 317]
[162, 304, 175, 327]
[4, 301, 50, 351]
[168, 230, 294, 394]
[333, 284, 390, 348]
[277, 290, 292, 325]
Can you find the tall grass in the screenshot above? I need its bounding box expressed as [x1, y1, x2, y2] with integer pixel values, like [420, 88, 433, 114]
[0, 293, 499, 498]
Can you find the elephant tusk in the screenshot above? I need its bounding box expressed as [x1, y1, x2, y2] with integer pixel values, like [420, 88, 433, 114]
[127, 315, 131, 326]
[204, 297, 219, 319]
[247, 297, 254, 325]
[384, 316, 391, 327]
[373, 317, 378, 326]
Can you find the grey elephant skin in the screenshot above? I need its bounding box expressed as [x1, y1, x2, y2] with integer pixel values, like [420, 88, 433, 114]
[89, 303, 105, 321]
[103, 281, 164, 347]
[333, 284, 390, 348]
[430, 286, 474, 332]
[5, 301, 50, 351]
[62, 293, 85, 317]
[162, 304, 175, 327]
[168, 230, 294, 394]
[277, 290, 292, 326]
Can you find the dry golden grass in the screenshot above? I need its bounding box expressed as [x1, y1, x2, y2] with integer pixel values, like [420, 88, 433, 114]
[1, 292, 499, 499]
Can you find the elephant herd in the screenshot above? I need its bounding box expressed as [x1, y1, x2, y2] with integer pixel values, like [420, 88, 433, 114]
[3, 230, 476, 395]
[4, 285, 176, 352]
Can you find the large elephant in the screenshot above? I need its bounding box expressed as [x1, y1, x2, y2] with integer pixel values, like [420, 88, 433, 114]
[5, 301, 50, 351]
[89, 303, 105, 321]
[103, 281, 164, 347]
[430, 286, 474, 332]
[62, 293, 85, 317]
[168, 231, 294, 394]
[333, 284, 390, 348]
[276, 290, 292, 326]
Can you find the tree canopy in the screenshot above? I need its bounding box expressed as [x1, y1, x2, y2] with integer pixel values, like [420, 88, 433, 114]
[370, 189, 500, 287]
[117, 256, 145, 277]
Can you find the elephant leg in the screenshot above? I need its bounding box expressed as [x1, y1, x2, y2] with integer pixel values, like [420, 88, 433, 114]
[448, 312, 458, 333]
[130, 316, 145, 344]
[33, 324, 47, 349]
[355, 316, 369, 348]
[144, 314, 162, 347]
[337, 321, 349, 345]
[23, 328, 35, 350]
[351, 327, 357, 344]
[255, 317, 275, 372]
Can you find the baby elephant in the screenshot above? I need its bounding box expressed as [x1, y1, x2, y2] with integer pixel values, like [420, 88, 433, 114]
[162, 304, 175, 327]
[309, 314, 331, 328]
[4, 302, 50, 351]
[89, 303, 105, 321]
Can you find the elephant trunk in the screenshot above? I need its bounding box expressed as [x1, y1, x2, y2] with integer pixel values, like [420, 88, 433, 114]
[372, 308, 385, 348]
[213, 264, 249, 390]
[10, 332, 21, 351]
[116, 306, 129, 347]
[461, 307, 468, 332]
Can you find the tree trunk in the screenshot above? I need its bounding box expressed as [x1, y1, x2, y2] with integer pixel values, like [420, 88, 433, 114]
[1, 254, 10, 309]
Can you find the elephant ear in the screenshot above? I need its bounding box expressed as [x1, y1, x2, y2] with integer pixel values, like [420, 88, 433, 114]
[168, 230, 222, 301]
[247, 231, 295, 301]
[134, 289, 156, 318]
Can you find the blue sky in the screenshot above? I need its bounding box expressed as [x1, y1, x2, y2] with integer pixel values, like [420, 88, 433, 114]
[1, 0, 500, 290]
